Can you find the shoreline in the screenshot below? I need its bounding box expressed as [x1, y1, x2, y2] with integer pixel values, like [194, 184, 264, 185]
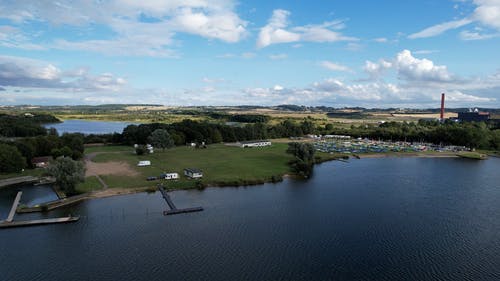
[9, 151, 481, 213]
[75, 151, 463, 199]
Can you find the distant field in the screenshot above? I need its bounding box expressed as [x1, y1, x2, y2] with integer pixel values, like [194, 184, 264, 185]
[386, 112, 458, 119]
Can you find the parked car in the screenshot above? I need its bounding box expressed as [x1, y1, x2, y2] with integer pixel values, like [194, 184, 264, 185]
[146, 176, 158, 181]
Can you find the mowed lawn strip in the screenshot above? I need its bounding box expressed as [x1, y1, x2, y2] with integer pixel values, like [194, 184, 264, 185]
[87, 143, 294, 189]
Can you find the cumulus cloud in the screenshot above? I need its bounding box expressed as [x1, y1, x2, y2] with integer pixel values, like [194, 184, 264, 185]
[0, 55, 126, 91]
[395, 50, 453, 82]
[320, 61, 352, 72]
[238, 50, 497, 107]
[363, 59, 393, 79]
[362, 50, 454, 84]
[240, 75, 496, 107]
[257, 9, 356, 48]
[409, 0, 500, 39]
[0, 0, 248, 57]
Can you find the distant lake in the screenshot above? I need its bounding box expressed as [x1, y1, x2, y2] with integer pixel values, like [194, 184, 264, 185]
[44, 119, 137, 135]
[1, 157, 500, 280]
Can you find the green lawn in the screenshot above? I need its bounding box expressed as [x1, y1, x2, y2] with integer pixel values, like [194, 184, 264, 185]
[88, 143, 299, 189]
[0, 168, 44, 180]
[75, 176, 104, 193]
[456, 151, 488, 160]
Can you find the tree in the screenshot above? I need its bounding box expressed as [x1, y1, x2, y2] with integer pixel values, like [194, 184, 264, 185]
[46, 157, 85, 195]
[286, 142, 315, 178]
[135, 145, 147, 155]
[0, 143, 25, 173]
[148, 129, 174, 151]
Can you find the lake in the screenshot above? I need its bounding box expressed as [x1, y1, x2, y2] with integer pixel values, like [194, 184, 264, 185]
[44, 119, 137, 135]
[1, 157, 499, 281]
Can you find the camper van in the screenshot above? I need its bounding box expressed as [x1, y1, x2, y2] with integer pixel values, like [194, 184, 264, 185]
[137, 160, 151, 167]
[161, 172, 179, 180]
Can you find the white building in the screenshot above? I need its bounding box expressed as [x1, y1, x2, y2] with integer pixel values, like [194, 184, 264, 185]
[239, 140, 272, 148]
[184, 168, 203, 178]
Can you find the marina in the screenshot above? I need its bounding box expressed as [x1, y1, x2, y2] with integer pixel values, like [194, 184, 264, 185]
[314, 139, 466, 154]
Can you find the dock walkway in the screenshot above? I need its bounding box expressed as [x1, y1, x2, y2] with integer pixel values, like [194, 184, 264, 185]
[1, 192, 79, 229]
[6, 192, 22, 222]
[0, 217, 79, 228]
[158, 185, 203, 215]
[0, 176, 39, 188]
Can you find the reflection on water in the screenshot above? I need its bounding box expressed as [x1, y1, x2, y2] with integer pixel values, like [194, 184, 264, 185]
[0, 157, 499, 281]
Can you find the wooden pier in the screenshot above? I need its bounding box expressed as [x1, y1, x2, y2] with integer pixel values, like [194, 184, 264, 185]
[0, 176, 39, 188]
[158, 185, 203, 216]
[6, 191, 22, 222]
[0, 217, 79, 228]
[1, 191, 79, 229]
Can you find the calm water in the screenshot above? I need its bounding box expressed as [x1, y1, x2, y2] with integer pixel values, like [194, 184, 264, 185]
[1, 157, 500, 281]
[44, 119, 136, 135]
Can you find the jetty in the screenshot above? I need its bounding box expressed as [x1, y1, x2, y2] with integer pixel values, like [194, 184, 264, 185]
[6, 191, 23, 222]
[0, 191, 79, 229]
[0, 217, 79, 228]
[0, 176, 39, 188]
[158, 184, 203, 215]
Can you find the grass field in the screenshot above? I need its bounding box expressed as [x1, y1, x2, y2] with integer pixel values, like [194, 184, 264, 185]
[75, 176, 103, 193]
[0, 169, 44, 180]
[86, 143, 303, 189]
[456, 151, 488, 160]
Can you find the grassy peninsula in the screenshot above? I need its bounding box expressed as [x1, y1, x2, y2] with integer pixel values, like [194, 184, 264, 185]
[80, 143, 341, 192]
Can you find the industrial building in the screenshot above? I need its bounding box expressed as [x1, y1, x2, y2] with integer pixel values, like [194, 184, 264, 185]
[458, 110, 490, 122]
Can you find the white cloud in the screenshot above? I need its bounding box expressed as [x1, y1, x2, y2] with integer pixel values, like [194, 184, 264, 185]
[409, 0, 500, 39]
[0, 55, 126, 91]
[0, 25, 45, 50]
[320, 61, 352, 72]
[395, 50, 453, 82]
[413, 50, 440, 55]
[256, 9, 355, 48]
[0, 0, 248, 57]
[363, 59, 393, 79]
[345, 42, 363, 51]
[459, 29, 500, 40]
[239, 74, 496, 107]
[472, 0, 500, 29]
[408, 18, 473, 39]
[373, 37, 388, 43]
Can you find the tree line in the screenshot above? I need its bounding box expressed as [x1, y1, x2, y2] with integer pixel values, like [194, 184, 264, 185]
[75, 118, 499, 151]
[0, 113, 84, 173]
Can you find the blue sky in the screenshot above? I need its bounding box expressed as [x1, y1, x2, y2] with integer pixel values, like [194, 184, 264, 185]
[0, 0, 499, 108]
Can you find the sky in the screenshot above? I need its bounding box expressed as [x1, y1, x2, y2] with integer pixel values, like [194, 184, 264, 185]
[0, 0, 499, 108]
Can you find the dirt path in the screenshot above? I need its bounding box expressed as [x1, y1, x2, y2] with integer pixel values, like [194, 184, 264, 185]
[84, 152, 139, 178]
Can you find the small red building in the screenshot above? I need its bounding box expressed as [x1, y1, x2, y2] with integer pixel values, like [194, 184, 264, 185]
[31, 156, 52, 168]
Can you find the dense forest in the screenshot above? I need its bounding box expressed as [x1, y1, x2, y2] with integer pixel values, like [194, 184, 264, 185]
[0, 114, 83, 172]
[0, 113, 59, 137]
